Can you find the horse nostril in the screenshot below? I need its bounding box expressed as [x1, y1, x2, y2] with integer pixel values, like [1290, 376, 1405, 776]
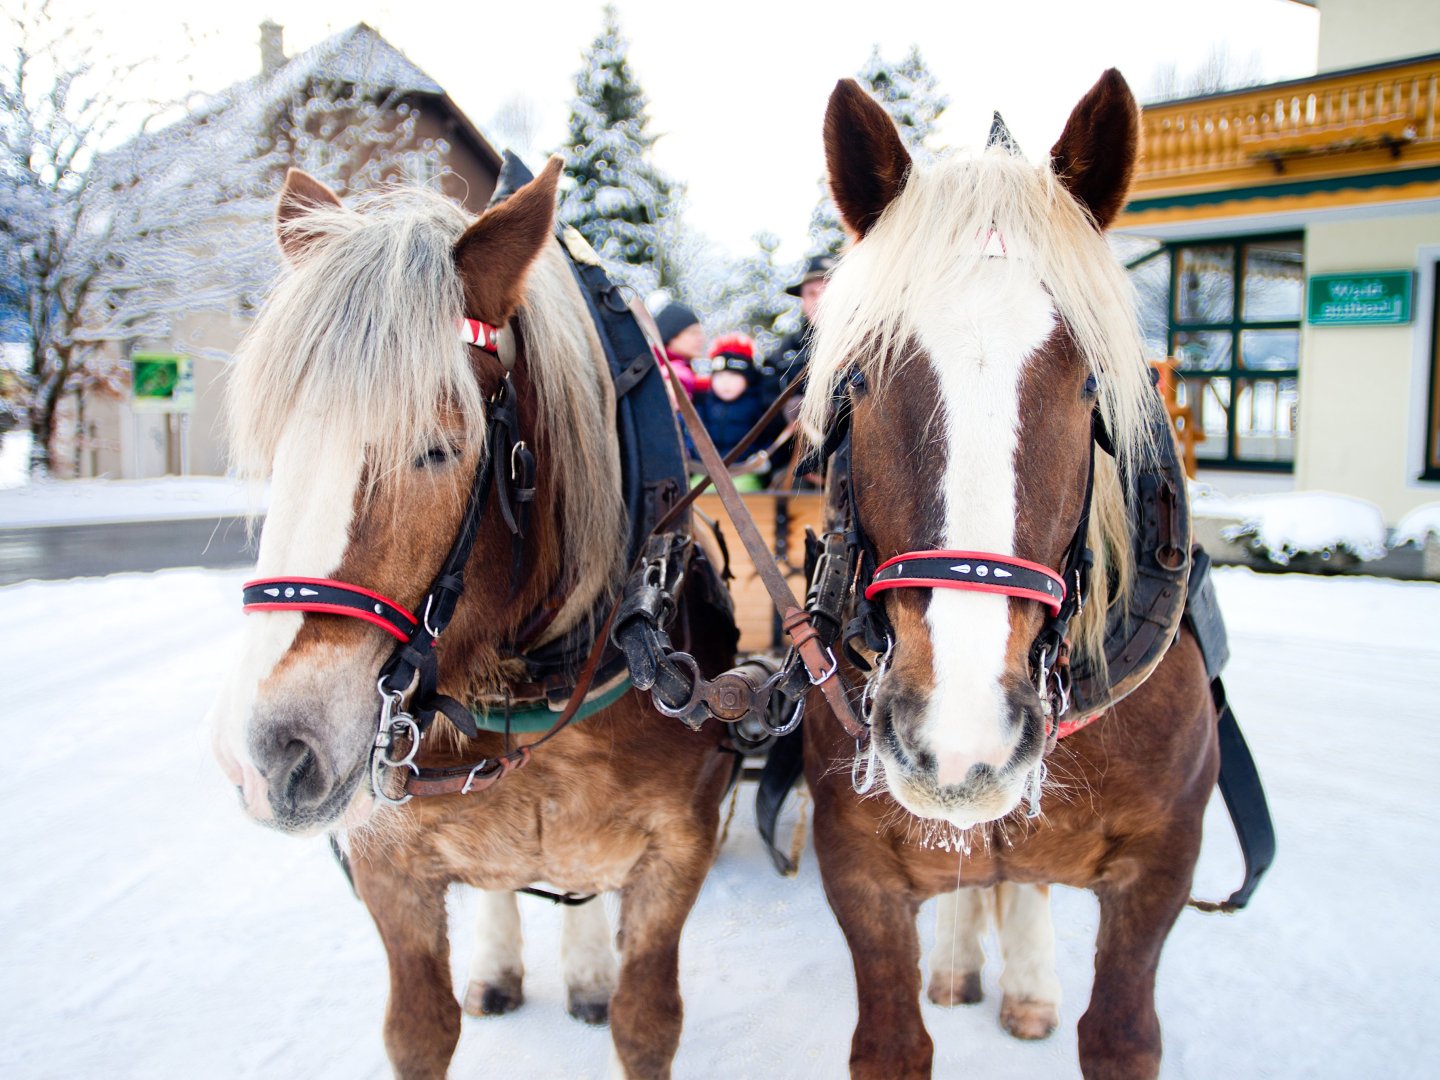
[259, 733, 329, 817]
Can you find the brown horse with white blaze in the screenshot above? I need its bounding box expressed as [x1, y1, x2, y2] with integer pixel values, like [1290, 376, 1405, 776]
[802, 74, 1220, 1079]
[208, 160, 735, 1079]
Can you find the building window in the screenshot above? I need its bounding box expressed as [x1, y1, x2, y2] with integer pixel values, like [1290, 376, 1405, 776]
[1425, 262, 1440, 481]
[1165, 234, 1302, 471]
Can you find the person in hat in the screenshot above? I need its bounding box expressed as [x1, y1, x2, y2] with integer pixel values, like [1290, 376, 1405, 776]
[757, 253, 836, 484]
[695, 332, 777, 492]
[766, 253, 834, 394]
[652, 301, 709, 399]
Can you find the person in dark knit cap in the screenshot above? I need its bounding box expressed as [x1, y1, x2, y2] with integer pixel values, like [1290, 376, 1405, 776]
[652, 301, 708, 399]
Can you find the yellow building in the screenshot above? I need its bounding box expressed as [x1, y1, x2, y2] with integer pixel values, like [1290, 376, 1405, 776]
[1116, 0, 1440, 522]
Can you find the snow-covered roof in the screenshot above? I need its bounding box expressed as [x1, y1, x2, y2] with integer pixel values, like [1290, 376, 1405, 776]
[247, 23, 444, 105]
[134, 23, 495, 168]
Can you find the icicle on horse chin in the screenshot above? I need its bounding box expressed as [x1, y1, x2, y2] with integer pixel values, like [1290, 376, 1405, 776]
[801, 71, 1220, 1080]
[207, 158, 739, 1079]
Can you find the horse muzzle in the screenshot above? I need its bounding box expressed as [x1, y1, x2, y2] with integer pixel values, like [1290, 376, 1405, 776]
[870, 681, 1044, 828]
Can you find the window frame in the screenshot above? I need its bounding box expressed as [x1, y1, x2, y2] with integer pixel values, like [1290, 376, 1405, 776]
[1165, 231, 1304, 472]
[1422, 261, 1440, 481]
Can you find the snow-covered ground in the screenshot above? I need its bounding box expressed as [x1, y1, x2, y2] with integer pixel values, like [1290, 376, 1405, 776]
[0, 430, 30, 490]
[3, 566, 1438, 1078]
[0, 474, 265, 527]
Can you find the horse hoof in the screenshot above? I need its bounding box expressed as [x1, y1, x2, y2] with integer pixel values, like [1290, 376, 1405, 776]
[927, 970, 983, 1007]
[566, 989, 610, 1026]
[1000, 995, 1058, 1040]
[463, 974, 524, 1017]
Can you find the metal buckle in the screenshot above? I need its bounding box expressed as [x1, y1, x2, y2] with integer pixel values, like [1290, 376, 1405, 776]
[461, 758, 502, 795]
[510, 440, 527, 481]
[807, 646, 838, 686]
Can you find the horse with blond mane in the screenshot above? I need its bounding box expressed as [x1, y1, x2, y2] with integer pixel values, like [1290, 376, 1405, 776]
[800, 72, 1227, 1079]
[208, 158, 738, 1079]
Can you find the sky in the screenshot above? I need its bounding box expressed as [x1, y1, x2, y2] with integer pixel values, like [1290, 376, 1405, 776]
[38, 0, 1320, 261]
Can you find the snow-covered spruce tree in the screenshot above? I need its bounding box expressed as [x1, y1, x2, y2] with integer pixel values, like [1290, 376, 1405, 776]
[809, 45, 949, 257]
[710, 232, 800, 359]
[0, 6, 428, 474]
[858, 44, 948, 163]
[560, 4, 674, 295]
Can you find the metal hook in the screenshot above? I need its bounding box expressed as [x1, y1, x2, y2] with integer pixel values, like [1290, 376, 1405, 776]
[851, 738, 880, 795]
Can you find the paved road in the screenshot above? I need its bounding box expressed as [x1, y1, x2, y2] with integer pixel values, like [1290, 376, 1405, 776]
[0, 516, 258, 586]
[0, 515, 1429, 588]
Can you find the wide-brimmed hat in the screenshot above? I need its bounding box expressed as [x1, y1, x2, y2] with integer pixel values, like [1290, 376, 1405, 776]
[654, 302, 699, 345]
[786, 254, 837, 297]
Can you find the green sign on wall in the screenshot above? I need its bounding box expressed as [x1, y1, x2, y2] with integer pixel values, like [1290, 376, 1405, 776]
[1306, 271, 1413, 326]
[131, 354, 195, 412]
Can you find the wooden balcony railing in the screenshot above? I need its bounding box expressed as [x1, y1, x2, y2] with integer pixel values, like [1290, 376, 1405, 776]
[1132, 52, 1440, 199]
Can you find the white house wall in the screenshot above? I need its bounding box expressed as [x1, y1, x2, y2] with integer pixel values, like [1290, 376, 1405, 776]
[1299, 211, 1440, 520]
[1316, 0, 1440, 72]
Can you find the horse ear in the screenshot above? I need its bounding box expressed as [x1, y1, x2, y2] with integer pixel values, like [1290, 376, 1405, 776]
[824, 78, 912, 240]
[276, 168, 342, 262]
[454, 155, 563, 323]
[1049, 69, 1139, 231]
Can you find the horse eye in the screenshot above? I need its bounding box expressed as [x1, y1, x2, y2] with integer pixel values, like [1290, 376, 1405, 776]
[1082, 373, 1100, 398]
[414, 445, 455, 469]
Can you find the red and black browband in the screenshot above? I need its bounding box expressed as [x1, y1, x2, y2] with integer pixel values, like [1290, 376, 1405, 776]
[865, 549, 1066, 615]
[242, 578, 418, 641]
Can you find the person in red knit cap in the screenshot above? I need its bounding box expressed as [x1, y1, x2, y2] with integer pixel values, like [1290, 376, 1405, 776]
[695, 332, 778, 492]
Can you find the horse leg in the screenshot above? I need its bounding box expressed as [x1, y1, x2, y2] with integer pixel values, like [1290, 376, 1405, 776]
[608, 841, 714, 1079]
[563, 895, 617, 1025]
[1078, 840, 1197, 1080]
[462, 889, 525, 1017]
[926, 888, 988, 1006]
[995, 882, 1061, 1040]
[813, 806, 932, 1080]
[353, 861, 460, 1080]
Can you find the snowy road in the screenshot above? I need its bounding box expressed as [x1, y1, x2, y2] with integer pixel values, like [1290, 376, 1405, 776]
[3, 567, 1438, 1079]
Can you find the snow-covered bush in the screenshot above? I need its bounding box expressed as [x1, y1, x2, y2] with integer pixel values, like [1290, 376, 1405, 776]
[1213, 491, 1388, 566]
[1393, 503, 1440, 548]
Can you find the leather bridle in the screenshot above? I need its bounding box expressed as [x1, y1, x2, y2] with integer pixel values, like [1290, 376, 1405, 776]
[796, 367, 1105, 761]
[242, 317, 552, 804]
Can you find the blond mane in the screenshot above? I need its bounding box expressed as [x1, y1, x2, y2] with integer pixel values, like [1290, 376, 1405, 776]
[227, 186, 624, 621]
[803, 149, 1162, 666]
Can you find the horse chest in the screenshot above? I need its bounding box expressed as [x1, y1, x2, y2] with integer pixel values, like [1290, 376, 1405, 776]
[419, 792, 649, 894]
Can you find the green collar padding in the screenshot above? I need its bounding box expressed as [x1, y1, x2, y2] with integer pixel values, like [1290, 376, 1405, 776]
[470, 676, 633, 734]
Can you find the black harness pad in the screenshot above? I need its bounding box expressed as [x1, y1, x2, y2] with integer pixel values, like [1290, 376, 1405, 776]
[1184, 545, 1229, 683]
[1069, 410, 1192, 715]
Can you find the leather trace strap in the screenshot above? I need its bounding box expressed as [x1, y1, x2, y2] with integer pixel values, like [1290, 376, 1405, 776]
[866, 550, 1066, 615]
[660, 352, 867, 743]
[243, 578, 418, 641]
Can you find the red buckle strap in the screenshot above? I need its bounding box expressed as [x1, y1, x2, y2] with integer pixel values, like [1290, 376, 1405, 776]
[242, 577, 417, 642]
[458, 317, 501, 353]
[865, 549, 1066, 615]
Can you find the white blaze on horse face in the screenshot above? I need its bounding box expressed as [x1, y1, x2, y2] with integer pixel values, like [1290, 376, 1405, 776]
[207, 420, 364, 802]
[915, 262, 1056, 791]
